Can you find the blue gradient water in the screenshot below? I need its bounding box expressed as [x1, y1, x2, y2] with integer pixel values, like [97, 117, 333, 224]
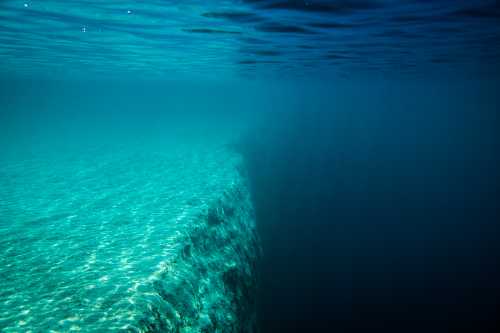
[1, 1, 500, 332]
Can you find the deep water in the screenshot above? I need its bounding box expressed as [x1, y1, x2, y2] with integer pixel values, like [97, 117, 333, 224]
[1, 1, 500, 332]
[237, 80, 500, 332]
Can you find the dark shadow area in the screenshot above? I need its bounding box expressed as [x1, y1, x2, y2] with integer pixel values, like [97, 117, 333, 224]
[236, 83, 500, 332]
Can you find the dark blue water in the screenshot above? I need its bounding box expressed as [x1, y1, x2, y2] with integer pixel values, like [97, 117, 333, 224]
[1, 1, 500, 332]
[238, 81, 500, 332]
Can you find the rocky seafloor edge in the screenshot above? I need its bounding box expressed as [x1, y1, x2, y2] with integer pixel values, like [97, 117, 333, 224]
[136, 164, 262, 333]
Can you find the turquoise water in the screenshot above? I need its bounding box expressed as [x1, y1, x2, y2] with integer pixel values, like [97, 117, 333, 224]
[0, 143, 250, 331]
[1, 1, 499, 332]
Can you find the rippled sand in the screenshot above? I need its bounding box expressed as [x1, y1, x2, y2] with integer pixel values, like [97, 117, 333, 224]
[0, 142, 255, 332]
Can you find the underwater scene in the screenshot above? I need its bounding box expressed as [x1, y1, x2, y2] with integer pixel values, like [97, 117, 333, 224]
[1, 1, 499, 332]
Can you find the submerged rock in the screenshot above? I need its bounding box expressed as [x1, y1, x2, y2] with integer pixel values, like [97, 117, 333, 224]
[139, 179, 261, 333]
[0, 144, 261, 332]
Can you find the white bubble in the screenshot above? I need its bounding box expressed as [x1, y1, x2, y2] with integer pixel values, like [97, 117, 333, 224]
[24, 3, 28, 7]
